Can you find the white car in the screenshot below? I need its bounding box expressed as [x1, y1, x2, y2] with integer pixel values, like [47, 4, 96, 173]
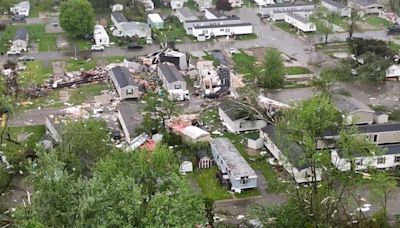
[18, 55, 35, 61]
[91, 45, 104, 51]
[229, 48, 240, 55]
[7, 50, 21, 55]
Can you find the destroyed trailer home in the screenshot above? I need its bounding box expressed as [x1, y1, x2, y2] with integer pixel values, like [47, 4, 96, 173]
[219, 100, 267, 133]
[117, 104, 143, 144]
[210, 138, 257, 193]
[159, 50, 189, 70]
[197, 61, 231, 96]
[109, 66, 140, 100]
[261, 125, 322, 183]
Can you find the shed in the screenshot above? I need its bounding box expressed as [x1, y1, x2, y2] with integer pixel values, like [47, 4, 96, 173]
[334, 95, 375, 125]
[180, 157, 193, 173]
[247, 133, 264, 150]
[111, 4, 123, 12]
[196, 150, 212, 169]
[181, 126, 211, 142]
[147, 13, 164, 29]
[374, 111, 389, 124]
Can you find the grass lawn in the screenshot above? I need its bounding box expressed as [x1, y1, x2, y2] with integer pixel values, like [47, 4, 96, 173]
[235, 189, 261, 198]
[66, 58, 97, 71]
[232, 51, 259, 81]
[104, 56, 125, 64]
[284, 66, 311, 75]
[203, 53, 220, 67]
[236, 33, 258, 41]
[199, 107, 222, 131]
[190, 167, 232, 201]
[185, 0, 198, 11]
[152, 19, 188, 43]
[365, 15, 392, 28]
[2, 125, 45, 167]
[68, 37, 92, 50]
[68, 83, 109, 105]
[331, 16, 348, 28]
[251, 161, 290, 193]
[388, 41, 400, 52]
[19, 61, 52, 88]
[0, 24, 57, 53]
[16, 90, 63, 111]
[272, 22, 298, 35]
[314, 41, 351, 58]
[243, 0, 256, 7]
[28, 7, 40, 18]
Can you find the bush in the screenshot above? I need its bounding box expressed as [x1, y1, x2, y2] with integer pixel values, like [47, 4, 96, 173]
[0, 24, 6, 31]
[0, 167, 11, 194]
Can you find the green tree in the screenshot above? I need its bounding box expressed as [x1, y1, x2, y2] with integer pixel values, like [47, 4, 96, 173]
[59, 0, 95, 37]
[316, 20, 333, 44]
[258, 48, 284, 89]
[251, 95, 390, 227]
[142, 91, 179, 127]
[38, 0, 54, 11]
[215, 0, 232, 11]
[357, 52, 392, 83]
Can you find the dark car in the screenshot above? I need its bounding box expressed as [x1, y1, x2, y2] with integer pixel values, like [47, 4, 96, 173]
[127, 43, 143, 50]
[388, 26, 400, 35]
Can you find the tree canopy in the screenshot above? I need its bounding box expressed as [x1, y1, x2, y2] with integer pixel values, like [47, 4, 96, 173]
[258, 48, 284, 89]
[15, 120, 206, 227]
[216, 0, 232, 11]
[59, 0, 95, 37]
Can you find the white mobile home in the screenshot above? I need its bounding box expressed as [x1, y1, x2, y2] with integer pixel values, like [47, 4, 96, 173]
[219, 100, 267, 133]
[210, 138, 257, 193]
[192, 23, 253, 40]
[184, 17, 242, 35]
[270, 9, 315, 21]
[93, 25, 110, 46]
[10, 1, 30, 17]
[260, 3, 316, 18]
[147, 13, 164, 29]
[109, 66, 140, 99]
[11, 28, 29, 52]
[331, 143, 400, 171]
[347, 0, 383, 15]
[261, 126, 322, 183]
[334, 95, 375, 125]
[321, 0, 351, 17]
[319, 123, 400, 149]
[195, 0, 213, 11]
[158, 63, 187, 91]
[285, 13, 316, 32]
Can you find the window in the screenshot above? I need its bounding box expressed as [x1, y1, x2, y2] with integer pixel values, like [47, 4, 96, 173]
[377, 157, 386, 164]
[220, 29, 224, 32]
[395, 156, 400, 163]
[373, 135, 378, 142]
[355, 159, 363, 166]
[174, 84, 181, 89]
[126, 89, 133, 95]
[240, 176, 249, 185]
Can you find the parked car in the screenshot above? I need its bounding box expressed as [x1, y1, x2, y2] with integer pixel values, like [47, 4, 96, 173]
[388, 26, 400, 35]
[7, 50, 21, 55]
[127, 43, 143, 50]
[18, 55, 35, 61]
[91, 45, 104, 51]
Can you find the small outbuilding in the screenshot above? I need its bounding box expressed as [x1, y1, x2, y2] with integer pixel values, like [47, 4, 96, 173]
[147, 13, 164, 29]
[180, 157, 193, 173]
[181, 126, 211, 142]
[196, 150, 212, 169]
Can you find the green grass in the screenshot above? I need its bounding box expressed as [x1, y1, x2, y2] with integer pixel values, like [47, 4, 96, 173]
[236, 33, 258, 40]
[199, 107, 222, 131]
[272, 22, 298, 35]
[190, 167, 232, 201]
[104, 56, 125, 63]
[19, 61, 52, 88]
[251, 161, 290, 193]
[68, 83, 109, 105]
[203, 54, 220, 67]
[68, 37, 92, 50]
[235, 189, 261, 198]
[331, 16, 347, 28]
[388, 41, 400, 52]
[314, 41, 351, 58]
[243, 0, 256, 7]
[28, 7, 40, 18]
[152, 19, 189, 43]
[185, 0, 198, 11]
[66, 59, 97, 71]
[232, 51, 258, 81]
[284, 66, 311, 75]
[2, 125, 45, 168]
[365, 15, 392, 28]
[16, 90, 63, 111]
[0, 24, 56, 53]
